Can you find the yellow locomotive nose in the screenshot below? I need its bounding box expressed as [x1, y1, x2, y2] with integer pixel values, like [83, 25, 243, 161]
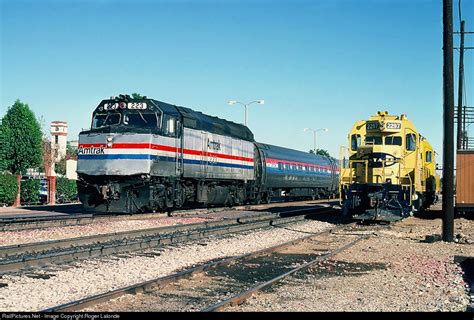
[340, 112, 440, 221]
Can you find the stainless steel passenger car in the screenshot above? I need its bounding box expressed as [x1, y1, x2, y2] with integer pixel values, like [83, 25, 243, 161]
[254, 143, 339, 203]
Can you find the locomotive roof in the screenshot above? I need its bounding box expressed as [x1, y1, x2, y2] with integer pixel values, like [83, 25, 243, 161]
[93, 96, 254, 142]
[255, 142, 335, 164]
[177, 106, 254, 142]
[153, 100, 254, 142]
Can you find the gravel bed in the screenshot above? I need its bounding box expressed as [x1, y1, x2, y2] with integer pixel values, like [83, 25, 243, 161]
[0, 220, 334, 311]
[0, 217, 216, 246]
[225, 217, 474, 312]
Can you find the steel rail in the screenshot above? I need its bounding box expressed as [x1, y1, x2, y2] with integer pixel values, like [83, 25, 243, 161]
[0, 204, 330, 258]
[0, 200, 338, 231]
[42, 220, 348, 312]
[0, 207, 336, 274]
[201, 235, 368, 312]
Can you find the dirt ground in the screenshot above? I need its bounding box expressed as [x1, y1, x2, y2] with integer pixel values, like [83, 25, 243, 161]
[226, 204, 474, 312]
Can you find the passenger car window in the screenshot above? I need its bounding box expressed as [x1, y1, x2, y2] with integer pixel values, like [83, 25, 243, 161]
[278, 162, 283, 170]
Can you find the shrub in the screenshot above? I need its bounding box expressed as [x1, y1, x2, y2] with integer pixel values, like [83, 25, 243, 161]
[56, 177, 78, 203]
[0, 174, 18, 206]
[20, 178, 41, 205]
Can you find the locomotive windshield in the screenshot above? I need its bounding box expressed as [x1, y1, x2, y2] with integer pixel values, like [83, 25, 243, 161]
[91, 110, 161, 130]
[92, 113, 121, 128]
[123, 112, 160, 128]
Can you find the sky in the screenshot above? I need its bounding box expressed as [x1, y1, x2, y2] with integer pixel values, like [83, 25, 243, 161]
[1, 0, 473, 162]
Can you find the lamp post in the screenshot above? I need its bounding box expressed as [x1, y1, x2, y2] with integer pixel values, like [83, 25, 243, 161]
[304, 128, 328, 153]
[228, 100, 265, 127]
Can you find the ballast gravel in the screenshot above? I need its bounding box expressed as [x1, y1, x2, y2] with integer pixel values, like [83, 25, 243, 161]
[0, 220, 334, 311]
[0, 217, 212, 246]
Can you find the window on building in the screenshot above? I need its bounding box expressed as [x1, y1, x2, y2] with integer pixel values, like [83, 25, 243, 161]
[55, 135, 58, 144]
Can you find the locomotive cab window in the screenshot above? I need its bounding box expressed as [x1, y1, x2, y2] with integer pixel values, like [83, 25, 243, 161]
[406, 133, 416, 151]
[365, 136, 382, 145]
[163, 115, 177, 137]
[426, 151, 432, 162]
[123, 112, 160, 129]
[92, 113, 121, 129]
[351, 134, 361, 151]
[385, 136, 402, 146]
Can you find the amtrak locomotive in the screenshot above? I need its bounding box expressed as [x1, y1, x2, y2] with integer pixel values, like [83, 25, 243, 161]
[77, 95, 339, 213]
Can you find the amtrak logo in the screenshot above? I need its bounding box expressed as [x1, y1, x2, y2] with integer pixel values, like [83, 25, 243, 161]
[207, 139, 221, 151]
[78, 146, 105, 155]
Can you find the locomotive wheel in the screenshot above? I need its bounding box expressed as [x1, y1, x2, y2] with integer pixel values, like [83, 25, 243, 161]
[265, 192, 272, 204]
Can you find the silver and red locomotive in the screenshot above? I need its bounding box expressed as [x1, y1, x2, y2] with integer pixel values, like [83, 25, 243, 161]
[77, 95, 338, 213]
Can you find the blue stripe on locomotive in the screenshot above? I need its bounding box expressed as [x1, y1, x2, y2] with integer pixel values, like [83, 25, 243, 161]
[78, 154, 254, 170]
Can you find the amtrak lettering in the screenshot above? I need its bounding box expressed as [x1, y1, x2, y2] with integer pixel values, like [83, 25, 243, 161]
[78, 146, 105, 155]
[207, 139, 221, 151]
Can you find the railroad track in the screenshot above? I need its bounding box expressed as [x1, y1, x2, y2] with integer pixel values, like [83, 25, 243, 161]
[0, 206, 337, 274]
[41, 220, 383, 312]
[0, 199, 339, 231]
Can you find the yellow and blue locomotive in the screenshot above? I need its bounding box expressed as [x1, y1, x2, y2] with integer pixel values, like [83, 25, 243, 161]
[339, 111, 440, 221]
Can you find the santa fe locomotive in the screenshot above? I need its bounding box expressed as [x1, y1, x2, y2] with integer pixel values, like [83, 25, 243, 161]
[77, 95, 339, 213]
[339, 111, 440, 221]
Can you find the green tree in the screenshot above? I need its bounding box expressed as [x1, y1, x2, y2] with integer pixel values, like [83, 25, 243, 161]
[66, 142, 78, 159]
[131, 93, 145, 99]
[55, 157, 67, 176]
[0, 100, 43, 174]
[309, 149, 331, 157]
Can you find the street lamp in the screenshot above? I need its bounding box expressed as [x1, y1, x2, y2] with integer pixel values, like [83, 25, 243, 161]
[228, 100, 265, 127]
[304, 128, 328, 153]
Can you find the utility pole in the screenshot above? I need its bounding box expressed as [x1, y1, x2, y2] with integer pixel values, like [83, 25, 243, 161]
[442, 0, 455, 242]
[456, 20, 465, 150]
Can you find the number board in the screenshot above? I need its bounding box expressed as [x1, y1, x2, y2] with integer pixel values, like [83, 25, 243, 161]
[366, 122, 380, 130]
[103, 103, 119, 110]
[128, 102, 147, 110]
[385, 122, 401, 130]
